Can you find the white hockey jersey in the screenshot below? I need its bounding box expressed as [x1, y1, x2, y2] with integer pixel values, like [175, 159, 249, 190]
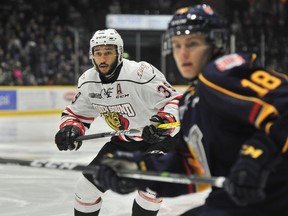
[61, 59, 182, 141]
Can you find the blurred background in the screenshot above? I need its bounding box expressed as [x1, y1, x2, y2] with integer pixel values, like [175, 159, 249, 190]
[0, 0, 287, 86]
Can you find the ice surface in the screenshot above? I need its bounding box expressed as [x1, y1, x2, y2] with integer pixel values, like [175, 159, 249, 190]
[0, 115, 209, 216]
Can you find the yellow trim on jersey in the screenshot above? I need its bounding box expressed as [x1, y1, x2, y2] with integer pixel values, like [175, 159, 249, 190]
[250, 53, 257, 66]
[282, 138, 288, 153]
[199, 73, 279, 128]
[255, 106, 278, 129]
[264, 121, 273, 134]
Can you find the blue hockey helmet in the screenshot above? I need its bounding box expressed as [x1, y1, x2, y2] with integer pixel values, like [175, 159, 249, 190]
[163, 4, 228, 55]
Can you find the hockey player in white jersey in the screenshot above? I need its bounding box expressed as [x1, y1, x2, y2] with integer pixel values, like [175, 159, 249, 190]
[55, 29, 182, 216]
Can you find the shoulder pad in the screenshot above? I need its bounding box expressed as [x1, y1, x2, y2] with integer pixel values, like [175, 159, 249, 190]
[201, 53, 262, 89]
[78, 67, 99, 87]
[121, 59, 157, 82]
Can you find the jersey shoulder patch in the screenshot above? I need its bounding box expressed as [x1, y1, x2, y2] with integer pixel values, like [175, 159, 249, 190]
[201, 53, 257, 90]
[215, 53, 246, 72]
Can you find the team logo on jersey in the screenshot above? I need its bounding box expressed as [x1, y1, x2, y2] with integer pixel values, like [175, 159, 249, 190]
[102, 87, 113, 98]
[93, 103, 136, 117]
[89, 88, 113, 99]
[103, 112, 129, 131]
[215, 54, 245, 72]
[241, 144, 263, 158]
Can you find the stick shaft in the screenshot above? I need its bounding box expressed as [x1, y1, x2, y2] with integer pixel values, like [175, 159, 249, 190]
[76, 122, 180, 141]
[117, 170, 225, 188]
[0, 157, 94, 174]
[0, 157, 225, 188]
[76, 129, 141, 141]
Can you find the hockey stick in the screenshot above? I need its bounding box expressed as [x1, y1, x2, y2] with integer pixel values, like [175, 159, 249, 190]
[0, 157, 225, 187]
[76, 122, 180, 141]
[0, 157, 96, 174]
[117, 169, 225, 188]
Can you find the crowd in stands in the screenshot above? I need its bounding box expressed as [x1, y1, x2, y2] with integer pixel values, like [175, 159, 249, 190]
[227, 0, 288, 72]
[0, 0, 287, 85]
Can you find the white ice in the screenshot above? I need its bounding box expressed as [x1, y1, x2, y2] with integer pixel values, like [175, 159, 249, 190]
[0, 115, 209, 216]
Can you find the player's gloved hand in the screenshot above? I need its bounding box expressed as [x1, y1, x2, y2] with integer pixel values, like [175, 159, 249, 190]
[142, 112, 176, 144]
[55, 120, 85, 151]
[93, 151, 147, 194]
[224, 134, 280, 206]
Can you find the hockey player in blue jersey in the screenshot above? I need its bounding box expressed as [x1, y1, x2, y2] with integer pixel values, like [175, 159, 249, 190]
[92, 4, 288, 216]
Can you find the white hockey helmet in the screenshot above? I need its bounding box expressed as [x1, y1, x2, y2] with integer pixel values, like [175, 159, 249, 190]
[89, 29, 124, 67]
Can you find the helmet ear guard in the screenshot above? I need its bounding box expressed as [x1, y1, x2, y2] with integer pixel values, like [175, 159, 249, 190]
[163, 4, 228, 56]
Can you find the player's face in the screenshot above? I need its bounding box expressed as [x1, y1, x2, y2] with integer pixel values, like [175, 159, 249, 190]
[172, 33, 212, 80]
[93, 45, 118, 74]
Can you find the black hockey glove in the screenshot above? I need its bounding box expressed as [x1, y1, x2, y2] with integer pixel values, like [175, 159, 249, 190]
[224, 134, 281, 206]
[93, 151, 148, 194]
[142, 112, 176, 144]
[55, 122, 84, 151]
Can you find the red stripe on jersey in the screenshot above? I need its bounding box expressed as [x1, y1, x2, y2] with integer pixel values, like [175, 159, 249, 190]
[62, 114, 78, 119]
[118, 135, 127, 141]
[65, 107, 95, 121]
[166, 101, 179, 106]
[61, 114, 82, 126]
[167, 96, 181, 104]
[173, 95, 182, 100]
[249, 103, 261, 124]
[159, 95, 181, 110]
[138, 191, 163, 203]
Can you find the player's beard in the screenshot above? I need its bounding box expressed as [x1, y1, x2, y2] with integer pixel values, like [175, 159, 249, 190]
[96, 58, 119, 79]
